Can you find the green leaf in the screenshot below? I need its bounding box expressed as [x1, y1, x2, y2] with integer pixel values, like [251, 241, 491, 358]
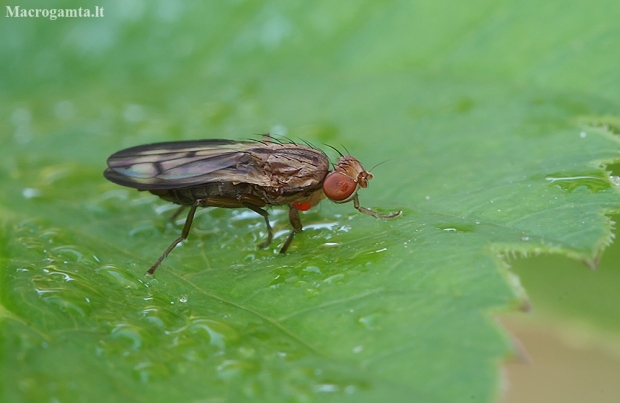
[509, 210, 620, 332]
[2, 1, 620, 402]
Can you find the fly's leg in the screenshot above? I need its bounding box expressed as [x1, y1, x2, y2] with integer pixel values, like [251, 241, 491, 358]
[242, 202, 273, 248]
[147, 202, 199, 276]
[168, 205, 187, 222]
[280, 204, 303, 254]
[352, 195, 402, 219]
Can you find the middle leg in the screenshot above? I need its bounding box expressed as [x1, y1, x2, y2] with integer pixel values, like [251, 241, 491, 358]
[242, 201, 273, 248]
[280, 204, 303, 254]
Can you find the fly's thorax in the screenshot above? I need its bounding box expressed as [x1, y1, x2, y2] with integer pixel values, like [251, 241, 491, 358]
[251, 143, 331, 188]
[322, 156, 372, 203]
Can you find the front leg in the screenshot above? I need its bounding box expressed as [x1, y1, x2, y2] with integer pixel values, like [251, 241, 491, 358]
[280, 204, 303, 253]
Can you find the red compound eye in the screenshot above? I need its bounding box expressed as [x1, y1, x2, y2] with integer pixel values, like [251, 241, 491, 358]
[323, 172, 357, 202]
[294, 201, 312, 211]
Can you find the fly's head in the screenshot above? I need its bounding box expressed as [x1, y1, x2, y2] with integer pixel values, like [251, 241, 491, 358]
[323, 156, 371, 203]
[322, 155, 401, 219]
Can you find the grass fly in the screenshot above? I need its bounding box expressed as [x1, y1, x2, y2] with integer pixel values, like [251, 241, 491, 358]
[104, 134, 401, 275]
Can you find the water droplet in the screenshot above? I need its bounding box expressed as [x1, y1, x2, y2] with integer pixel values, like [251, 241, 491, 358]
[54, 100, 76, 121]
[103, 189, 131, 201]
[123, 104, 145, 122]
[357, 311, 385, 330]
[96, 265, 142, 289]
[545, 171, 610, 192]
[270, 124, 288, 136]
[133, 361, 171, 383]
[438, 224, 475, 233]
[242, 253, 258, 262]
[238, 347, 256, 358]
[12, 107, 32, 126]
[39, 164, 75, 185]
[22, 188, 41, 199]
[323, 273, 345, 284]
[32, 268, 105, 318]
[50, 246, 83, 262]
[304, 288, 320, 298]
[143, 306, 185, 329]
[303, 266, 321, 274]
[269, 274, 285, 287]
[111, 324, 144, 350]
[47, 271, 75, 282]
[352, 345, 363, 354]
[37, 292, 88, 317]
[187, 318, 239, 349]
[314, 384, 339, 393]
[260, 13, 292, 51]
[129, 222, 160, 238]
[344, 385, 356, 394]
[156, 0, 183, 22]
[338, 225, 352, 233]
[217, 359, 257, 380]
[610, 176, 620, 186]
[304, 222, 340, 231]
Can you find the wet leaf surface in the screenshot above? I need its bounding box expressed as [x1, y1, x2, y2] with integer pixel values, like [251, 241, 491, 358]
[1, 1, 620, 402]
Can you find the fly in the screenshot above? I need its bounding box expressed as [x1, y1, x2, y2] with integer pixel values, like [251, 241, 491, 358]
[104, 134, 401, 275]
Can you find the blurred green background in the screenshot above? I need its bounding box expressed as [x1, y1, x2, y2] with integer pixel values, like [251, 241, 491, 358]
[2, 1, 620, 402]
[501, 221, 620, 403]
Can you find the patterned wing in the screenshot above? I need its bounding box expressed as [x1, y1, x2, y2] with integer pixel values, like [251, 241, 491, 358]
[104, 139, 330, 191]
[104, 140, 267, 190]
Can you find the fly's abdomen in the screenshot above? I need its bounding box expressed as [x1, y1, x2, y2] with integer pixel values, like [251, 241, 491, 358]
[149, 182, 267, 207]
